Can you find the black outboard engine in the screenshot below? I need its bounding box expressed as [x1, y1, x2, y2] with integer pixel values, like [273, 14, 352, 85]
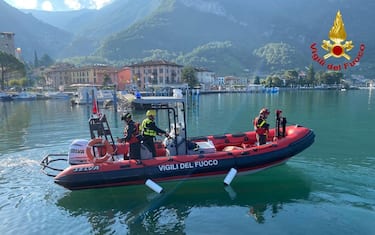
[275, 110, 287, 138]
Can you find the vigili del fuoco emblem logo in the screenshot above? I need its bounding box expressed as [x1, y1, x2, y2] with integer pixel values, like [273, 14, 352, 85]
[310, 10, 365, 71]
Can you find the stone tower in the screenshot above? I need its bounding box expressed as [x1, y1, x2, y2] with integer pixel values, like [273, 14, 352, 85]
[0, 32, 16, 56]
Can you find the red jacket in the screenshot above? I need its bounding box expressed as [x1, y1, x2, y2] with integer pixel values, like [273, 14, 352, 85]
[124, 120, 140, 144]
[253, 116, 269, 135]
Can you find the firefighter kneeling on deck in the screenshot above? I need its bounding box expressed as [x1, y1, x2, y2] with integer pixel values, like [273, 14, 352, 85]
[118, 112, 141, 160]
[141, 110, 169, 158]
[254, 108, 270, 145]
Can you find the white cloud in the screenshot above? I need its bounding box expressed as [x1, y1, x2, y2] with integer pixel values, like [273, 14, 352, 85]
[5, 0, 38, 9]
[5, 0, 114, 11]
[89, 0, 113, 9]
[41, 1, 54, 11]
[64, 0, 81, 10]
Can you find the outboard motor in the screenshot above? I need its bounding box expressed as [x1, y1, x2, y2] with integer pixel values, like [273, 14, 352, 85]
[275, 110, 287, 138]
[68, 139, 89, 165]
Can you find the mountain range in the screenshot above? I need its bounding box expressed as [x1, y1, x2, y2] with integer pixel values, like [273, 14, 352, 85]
[1, 0, 374, 76]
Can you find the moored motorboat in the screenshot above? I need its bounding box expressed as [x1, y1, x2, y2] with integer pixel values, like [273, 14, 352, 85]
[41, 90, 315, 191]
[0, 92, 13, 101]
[13, 91, 37, 100]
[45, 91, 70, 99]
[71, 85, 115, 105]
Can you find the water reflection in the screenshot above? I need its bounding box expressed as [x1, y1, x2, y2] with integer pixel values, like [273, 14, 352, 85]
[0, 101, 96, 153]
[0, 102, 31, 152]
[57, 165, 311, 234]
[368, 88, 372, 107]
[189, 93, 200, 126]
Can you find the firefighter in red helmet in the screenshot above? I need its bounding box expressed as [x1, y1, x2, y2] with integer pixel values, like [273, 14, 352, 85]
[118, 112, 141, 161]
[253, 108, 270, 145]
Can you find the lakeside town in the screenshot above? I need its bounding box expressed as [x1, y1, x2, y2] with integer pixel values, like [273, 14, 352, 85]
[2, 1, 375, 234]
[1, 31, 374, 103]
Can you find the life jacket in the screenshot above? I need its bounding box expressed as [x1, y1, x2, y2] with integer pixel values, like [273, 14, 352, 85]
[253, 116, 269, 135]
[125, 121, 140, 144]
[141, 118, 157, 137]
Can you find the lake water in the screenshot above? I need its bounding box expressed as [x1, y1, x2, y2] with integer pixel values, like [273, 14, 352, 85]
[0, 90, 374, 235]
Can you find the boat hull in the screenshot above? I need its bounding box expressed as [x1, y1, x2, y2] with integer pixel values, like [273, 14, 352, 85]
[54, 126, 315, 190]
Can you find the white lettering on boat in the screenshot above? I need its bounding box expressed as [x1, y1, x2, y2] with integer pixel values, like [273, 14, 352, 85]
[158, 160, 219, 172]
[70, 148, 85, 154]
[73, 165, 100, 172]
[194, 160, 218, 167]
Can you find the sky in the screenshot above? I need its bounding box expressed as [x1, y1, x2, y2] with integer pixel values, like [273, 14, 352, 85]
[4, 0, 114, 11]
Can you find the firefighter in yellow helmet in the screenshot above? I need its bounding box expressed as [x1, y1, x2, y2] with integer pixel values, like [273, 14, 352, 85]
[253, 108, 270, 145]
[140, 109, 169, 157]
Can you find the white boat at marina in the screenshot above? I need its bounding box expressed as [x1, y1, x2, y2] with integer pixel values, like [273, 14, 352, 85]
[71, 85, 115, 105]
[71, 86, 99, 105]
[45, 91, 70, 99]
[247, 84, 264, 93]
[97, 89, 115, 103]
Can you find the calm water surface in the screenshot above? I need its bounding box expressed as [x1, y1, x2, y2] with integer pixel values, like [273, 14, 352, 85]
[0, 90, 374, 235]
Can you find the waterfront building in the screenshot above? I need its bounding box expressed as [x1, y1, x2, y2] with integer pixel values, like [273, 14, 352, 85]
[129, 60, 183, 89]
[195, 68, 216, 91]
[44, 63, 75, 89]
[70, 64, 117, 86]
[117, 67, 133, 90]
[44, 64, 118, 90]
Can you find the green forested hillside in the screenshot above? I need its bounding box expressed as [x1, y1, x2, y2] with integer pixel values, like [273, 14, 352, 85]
[2, 0, 375, 77]
[0, 0, 72, 61]
[23, 0, 161, 57]
[94, 0, 375, 76]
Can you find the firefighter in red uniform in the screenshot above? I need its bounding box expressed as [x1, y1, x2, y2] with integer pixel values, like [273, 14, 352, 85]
[253, 108, 270, 145]
[119, 112, 141, 160]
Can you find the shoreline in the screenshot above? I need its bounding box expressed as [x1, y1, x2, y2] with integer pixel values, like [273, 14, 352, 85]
[195, 86, 367, 94]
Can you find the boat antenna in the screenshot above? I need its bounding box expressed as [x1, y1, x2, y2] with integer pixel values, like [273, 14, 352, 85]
[275, 110, 282, 138]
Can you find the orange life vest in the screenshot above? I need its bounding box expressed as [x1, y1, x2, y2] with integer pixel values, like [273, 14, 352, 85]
[253, 116, 269, 135]
[124, 121, 140, 144]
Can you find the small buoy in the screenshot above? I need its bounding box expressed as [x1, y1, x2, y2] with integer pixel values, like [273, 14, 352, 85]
[223, 168, 237, 185]
[145, 179, 163, 193]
